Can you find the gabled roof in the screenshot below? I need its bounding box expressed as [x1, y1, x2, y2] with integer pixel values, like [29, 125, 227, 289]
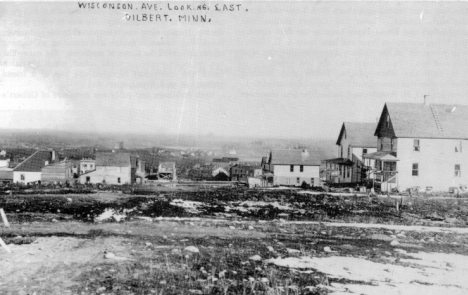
[378, 103, 468, 139]
[13, 151, 54, 172]
[270, 150, 321, 166]
[336, 122, 377, 147]
[95, 153, 131, 167]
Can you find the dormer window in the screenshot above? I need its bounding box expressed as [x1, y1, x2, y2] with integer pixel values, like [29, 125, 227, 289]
[390, 138, 394, 151]
[385, 115, 390, 128]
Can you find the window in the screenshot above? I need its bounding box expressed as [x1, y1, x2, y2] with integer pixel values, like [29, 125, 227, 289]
[347, 146, 351, 158]
[456, 141, 462, 153]
[290, 165, 294, 172]
[86, 177, 90, 182]
[20, 174, 25, 181]
[347, 167, 350, 178]
[84, 164, 87, 168]
[341, 146, 343, 157]
[118, 177, 121, 184]
[455, 165, 461, 177]
[412, 163, 419, 176]
[363, 148, 368, 155]
[386, 115, 390, 128]
[300, 165, 304, 172]
[297, 177, 300, 184]
[379, 138, 383, 150]
[414, 139, 420, 152]
[390, 138, 394, 151]
[90, 164, 94, 169]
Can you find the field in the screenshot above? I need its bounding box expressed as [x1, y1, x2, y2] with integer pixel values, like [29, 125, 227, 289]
[1, 187, 468, 294]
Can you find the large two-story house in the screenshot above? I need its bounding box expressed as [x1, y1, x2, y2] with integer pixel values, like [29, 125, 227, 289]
[364, 102, 468, 192]
[262, 149, 321, 187]
[324, 122, 377, 184]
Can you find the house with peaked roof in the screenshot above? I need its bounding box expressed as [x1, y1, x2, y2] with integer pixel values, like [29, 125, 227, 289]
[364, 102, 468, 192]
[263, 149, 320, 187]
[324, 122, 378, 184]
[79, 153, 133, 185]
[12, 150, 56, 184]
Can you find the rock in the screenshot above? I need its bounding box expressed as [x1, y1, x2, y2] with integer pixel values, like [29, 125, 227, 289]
[104, 252, 133, 261]
[396, 233, 406, 238]
[260, 277, 269, 283]
[171, 248, 181, 255]
[324, 246, 338, 253]
[136, 216, 153, 222]
[184, 246, 200, 253]
[67, 198, 72, 202]
[339, 244, 356, 250]
[145, 242, 153, 246]
[267, 246, 275, 252]
[287, 248, 301, 254]
[249, 255, 262, 261]
[368, 234, 393, 241]
[390, 240, 400, 246]
[229, 226, 236, 230]
[248, 226, 254, 230]
[394, 248, 407, 254]
[384, 251, 392, 256]
[51, 219, 58, 223]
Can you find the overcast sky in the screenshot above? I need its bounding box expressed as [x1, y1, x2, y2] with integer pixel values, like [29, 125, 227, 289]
[1, 1, 468, 139]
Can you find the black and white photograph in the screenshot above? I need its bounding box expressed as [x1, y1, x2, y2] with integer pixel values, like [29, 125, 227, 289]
[1, 1, 468, 294]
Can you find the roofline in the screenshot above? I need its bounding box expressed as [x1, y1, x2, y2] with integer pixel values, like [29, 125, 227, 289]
[352, 144, 377, 148]
[272, 163, 320, 166]
[393, 136, 468, 140]
[13, 150, 40, 171]
[336, 123, 346, 146]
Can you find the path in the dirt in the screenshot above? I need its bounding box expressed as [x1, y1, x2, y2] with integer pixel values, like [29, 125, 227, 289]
[149, 216, 468, 234]
[0, 236, 132, 294]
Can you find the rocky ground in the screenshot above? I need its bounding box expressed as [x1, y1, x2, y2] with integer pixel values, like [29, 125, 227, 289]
[0, 188, 467, 294]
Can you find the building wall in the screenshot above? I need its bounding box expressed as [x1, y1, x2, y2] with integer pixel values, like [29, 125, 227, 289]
[79, 166, 131, 185]
[13, 171, 41, 184]
[273, 165, 319, 186]
[332, 147, 377, 184]
[42, 162, 73, 183]
[0, 159, 10, 168]
[80, 161, 96, 174]
[396, 138, 468, 192]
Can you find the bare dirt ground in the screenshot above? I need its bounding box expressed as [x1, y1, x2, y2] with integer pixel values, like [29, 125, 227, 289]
[1, 189, 468, 294]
